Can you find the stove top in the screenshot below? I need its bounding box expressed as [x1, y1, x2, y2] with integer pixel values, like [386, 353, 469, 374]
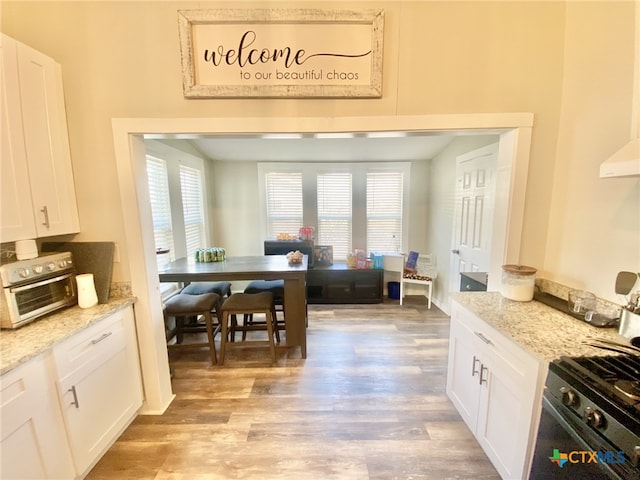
[559, 355, 640, 415]
[546, 354, 640, 472]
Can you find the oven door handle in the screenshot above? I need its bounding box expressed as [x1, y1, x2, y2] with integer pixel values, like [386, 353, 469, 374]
[10, 272, 75, 292]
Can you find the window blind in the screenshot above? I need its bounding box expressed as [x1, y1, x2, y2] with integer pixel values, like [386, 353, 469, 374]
[366, 171, 403, 253]
[317, 173, 352, 260]
[265, 172, 303, 238]
[146, 155, 175, 271]
[180, 164, 205, 258]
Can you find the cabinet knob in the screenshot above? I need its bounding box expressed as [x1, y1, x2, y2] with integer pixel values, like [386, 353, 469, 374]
[451, 249, 460, 255]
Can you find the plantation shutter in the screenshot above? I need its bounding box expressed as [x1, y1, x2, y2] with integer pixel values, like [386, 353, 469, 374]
[317, 173, 352, 260]
[180, 164, 205, 258]
[146, 155, 175, 271]
[265, 172, 303, 238]
[367, 171, 403, 253]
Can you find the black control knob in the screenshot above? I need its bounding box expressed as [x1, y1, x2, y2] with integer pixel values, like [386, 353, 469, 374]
[559, 386, 578, 406]
[583, 406, 605, 428]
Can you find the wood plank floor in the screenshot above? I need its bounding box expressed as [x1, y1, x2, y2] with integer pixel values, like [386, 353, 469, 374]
[87, 298, 500, 480]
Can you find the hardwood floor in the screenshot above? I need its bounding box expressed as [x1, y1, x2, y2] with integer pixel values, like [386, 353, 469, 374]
[88, 298, 500, 479]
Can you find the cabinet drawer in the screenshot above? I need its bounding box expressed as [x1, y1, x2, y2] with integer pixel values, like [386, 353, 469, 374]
[52, 310, 127, 379]
[451, 301, 538, 378]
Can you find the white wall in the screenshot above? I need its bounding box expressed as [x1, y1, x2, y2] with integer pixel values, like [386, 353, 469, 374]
[544, 2, 640, 302]
[2, 0, 637, 304]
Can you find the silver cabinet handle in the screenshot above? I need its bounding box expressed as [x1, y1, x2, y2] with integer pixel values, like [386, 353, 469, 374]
[40, 206, 50, 228]
[479, 364, 489, 386]
[471, 355, 481, 377]
[91, 332, 112, 344]
[451, 249, 460, 254]
[68, 385, 79, 408]
[474, 331, 493, 345]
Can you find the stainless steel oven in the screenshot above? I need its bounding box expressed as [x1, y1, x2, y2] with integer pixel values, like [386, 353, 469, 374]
[530, 355, 640, 480]
[0, 252, 77, 329]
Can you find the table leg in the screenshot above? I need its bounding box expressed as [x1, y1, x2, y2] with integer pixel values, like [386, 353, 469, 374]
[283, 275, 307, 358]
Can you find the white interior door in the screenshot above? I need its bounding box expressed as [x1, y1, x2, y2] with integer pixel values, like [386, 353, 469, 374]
[450, 143, 498, 293]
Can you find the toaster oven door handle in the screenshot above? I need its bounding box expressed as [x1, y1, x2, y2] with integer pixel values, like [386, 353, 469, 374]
[10, 272, 75, 292]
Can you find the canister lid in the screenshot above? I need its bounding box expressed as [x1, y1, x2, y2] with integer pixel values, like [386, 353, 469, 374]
[502, 264, 537, 276]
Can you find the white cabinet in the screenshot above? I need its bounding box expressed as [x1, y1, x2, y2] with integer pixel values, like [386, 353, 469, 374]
[446, 301, 545, 480]
[0, 354, 75, 480]
[0, 34, 79, 242]
[52, 306, 143, 476]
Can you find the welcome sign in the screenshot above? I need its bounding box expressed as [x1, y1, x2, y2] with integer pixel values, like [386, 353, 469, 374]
[178, 9, 384, 98]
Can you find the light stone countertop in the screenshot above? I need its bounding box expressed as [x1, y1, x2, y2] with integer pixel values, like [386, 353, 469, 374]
[0, 297, 136, 375]
[451, 291, 632, 363]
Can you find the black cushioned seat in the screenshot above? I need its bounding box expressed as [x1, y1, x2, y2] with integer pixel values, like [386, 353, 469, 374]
[219, 292, 278, 366]
[163, 292, 222, 365]
[243, 279, 285, 337]
[181, 281, 232, 298]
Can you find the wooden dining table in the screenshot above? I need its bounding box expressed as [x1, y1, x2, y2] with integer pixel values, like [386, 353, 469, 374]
[158, 255, 308, 358]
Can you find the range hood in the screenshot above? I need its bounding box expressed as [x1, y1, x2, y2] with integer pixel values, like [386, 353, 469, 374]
[600, 138, 640, 178]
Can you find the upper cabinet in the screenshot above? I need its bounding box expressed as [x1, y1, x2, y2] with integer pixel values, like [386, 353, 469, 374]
[0, 34, 79, 243]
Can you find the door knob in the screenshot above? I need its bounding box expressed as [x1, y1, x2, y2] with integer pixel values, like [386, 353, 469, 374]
[451, 249, 460, 254]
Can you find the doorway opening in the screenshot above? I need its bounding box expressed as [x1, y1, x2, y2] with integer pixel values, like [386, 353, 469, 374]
[112, 113, 533, 413]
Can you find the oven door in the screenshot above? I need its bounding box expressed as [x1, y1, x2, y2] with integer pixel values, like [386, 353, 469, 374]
[3, 272, 77, 327]
[529, 394, 632, 480]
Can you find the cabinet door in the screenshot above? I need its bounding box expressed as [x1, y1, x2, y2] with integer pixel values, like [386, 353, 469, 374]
[352, 270, 382, 299]
[16, 41, 79, 237]
[325, 270, 354, 299]
[0, 354, 75, 480]
[476, 339, 540, 479]
[446, 312, 481, 432]
[306, 270, 325, 301]
[0, 34, 37, 242]
[54, 307, 142, 475]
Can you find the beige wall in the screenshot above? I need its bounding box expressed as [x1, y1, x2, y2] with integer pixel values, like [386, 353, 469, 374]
[2, 1, 637, 303]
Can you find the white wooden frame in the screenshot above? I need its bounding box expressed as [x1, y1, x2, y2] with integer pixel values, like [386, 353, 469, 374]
[178, 9, 384, 98]
[112, 113, 533, 414]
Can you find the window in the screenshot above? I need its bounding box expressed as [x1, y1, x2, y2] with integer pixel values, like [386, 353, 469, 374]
[145, 140, 209, 297]
[146, 155, 174, 272]
[180, 165, 205, 259]
[264, 172, 303, 238]
[259, 163, 410, 260]
[317, 173, 352, 259]
[366, 171, 404, 253]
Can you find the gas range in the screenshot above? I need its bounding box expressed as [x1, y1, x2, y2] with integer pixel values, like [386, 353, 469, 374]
[541, 354, 640, 478]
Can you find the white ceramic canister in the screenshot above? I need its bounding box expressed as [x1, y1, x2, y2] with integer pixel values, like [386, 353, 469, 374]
[501, 264, 537, 302]
[15, 239, 38, 260]
[76, 273, 98, 308]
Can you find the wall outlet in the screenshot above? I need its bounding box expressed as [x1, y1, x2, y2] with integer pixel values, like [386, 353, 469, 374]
[113, 244, 120, 263]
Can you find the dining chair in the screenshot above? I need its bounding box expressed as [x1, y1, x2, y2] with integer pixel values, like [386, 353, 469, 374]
[163, 292, 223, 365]
[218, 292, 278, 366]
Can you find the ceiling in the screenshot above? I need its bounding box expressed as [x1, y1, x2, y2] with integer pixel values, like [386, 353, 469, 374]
[180, 132, 459, 162]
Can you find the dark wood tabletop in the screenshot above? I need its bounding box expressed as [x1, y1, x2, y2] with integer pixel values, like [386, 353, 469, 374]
[158, 255, 308, 358]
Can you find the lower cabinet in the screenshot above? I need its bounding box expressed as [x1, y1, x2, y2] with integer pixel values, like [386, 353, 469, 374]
[0, 354, 75, 479]
[306, 264, 383, 303]
[52, 306, 143, 476]
[446, 300, 545, 480]
[0, 305, 142, 479]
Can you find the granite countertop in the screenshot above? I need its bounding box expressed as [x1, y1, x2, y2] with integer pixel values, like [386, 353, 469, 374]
[0, 297, 136, 375]
[451, 291, 631, 363]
